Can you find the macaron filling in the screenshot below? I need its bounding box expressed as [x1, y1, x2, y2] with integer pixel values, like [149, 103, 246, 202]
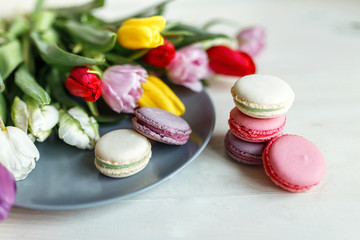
[95, 157, 144, 169]
[238, 102, 283, 112]
[134, 117, 189, 142]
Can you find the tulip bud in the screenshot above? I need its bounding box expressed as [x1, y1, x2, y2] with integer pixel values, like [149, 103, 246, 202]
[142, 39, 175, 68]
[65, 67, 102, 102]
[0, 164, 16, 222]
[11, 96, 28, 133]
[58, 107, 99, 150]
[206, 45, 256, 77]
[167, 45, 211, 92]
[101, 65, 148, 113]
[11, 97, 59, 142]
[117, 16, 166, 49]
[0, 125, 40, 181]
[138, 75, 185, 116]
[236, 26, 265, 57]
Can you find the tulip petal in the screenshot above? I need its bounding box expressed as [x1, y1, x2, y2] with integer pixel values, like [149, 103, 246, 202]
[0, 126, 39, 180]
[0, 164, 16, 222]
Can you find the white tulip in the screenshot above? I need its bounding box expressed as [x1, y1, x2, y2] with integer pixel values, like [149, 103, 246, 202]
[11, 96, 29, 133]
[0, 126, 40, 181]
[58, 107, 99, 150]
[12, 97, 59, 142]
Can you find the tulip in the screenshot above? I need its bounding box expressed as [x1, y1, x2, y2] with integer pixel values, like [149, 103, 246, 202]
[101, 65, 148, 113]
[58, 107, 99, 150]
[0, 164, 16, 222]
[142, 39, 175, 68]
[167, 45, 211, 92]
[206, 45, 256, 77]
[65, 67, 102, 102]
[117, 16, 166, 49]
[11, 97, 59, 142]
[138, 75, 185, 116]
[236, 26, 265, 57]
[0, 119, 40, 181]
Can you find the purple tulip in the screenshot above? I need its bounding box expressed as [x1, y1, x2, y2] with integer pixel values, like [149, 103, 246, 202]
[101, 65, 148, 113]
[0, 164, 16, 222]
[167, 45, 211, 92]
[236, 26, 265, 57]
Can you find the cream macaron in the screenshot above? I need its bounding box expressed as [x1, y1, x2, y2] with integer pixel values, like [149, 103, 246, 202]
[94, 129, 151, 178]
[231, 74, 295, 118]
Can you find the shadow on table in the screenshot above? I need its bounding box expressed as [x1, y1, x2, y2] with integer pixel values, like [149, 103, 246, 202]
[208, 133, 282, 193]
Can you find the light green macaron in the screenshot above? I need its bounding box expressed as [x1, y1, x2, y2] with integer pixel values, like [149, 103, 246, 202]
[231, 74, 295, 118]
[94, 129, 152, 178]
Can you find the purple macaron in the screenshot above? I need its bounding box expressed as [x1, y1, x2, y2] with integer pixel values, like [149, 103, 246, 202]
[132, 107, 192, 145]
[224, 130, 267, 165]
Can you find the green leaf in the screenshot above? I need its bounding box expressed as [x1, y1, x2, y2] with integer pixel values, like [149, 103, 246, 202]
[0, 93, 7, 122]
[50, 0, 105, 16]
[31, 31, 105, 67]
[15, 65, 51, 105]
[105, 53, 137, 65]
[7, 17, 30, 39]
[62, 20, 116, 52]
[32, 11, 57, 32]
[94, 114, 127, 124]
[161, 30, 195, 37]
[48, 68, 79, 109]
[169, 23, 229, 49]
[109, 0, 173, 27]
[0, 40, 24, 89]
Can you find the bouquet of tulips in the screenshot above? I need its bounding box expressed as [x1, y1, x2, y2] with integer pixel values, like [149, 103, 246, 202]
[0, 0, 265, 220]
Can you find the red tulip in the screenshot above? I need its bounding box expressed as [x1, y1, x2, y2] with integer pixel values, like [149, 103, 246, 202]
[65, 67, 102, 102]
[206, 45, 256, 77]
[142, 39, 176, 68]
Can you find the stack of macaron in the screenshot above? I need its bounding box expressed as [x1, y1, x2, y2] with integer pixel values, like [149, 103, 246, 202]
[225, 74, 326, 192]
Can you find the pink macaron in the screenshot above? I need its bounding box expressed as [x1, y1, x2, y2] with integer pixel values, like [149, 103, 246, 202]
[263, 134, 326, 193]
[132, 107, 192, 145]
[224, 130, 267, 165]
[228, 107, 286, 142]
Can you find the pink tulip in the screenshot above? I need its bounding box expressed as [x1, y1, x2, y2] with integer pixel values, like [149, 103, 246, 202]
[236, 26, 265, 57]
[0, 164, 16, 222]
[167, 45, 211, 92]
[101, 65, 148, 113]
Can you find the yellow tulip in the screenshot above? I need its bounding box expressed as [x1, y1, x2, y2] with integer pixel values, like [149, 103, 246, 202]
[117, 16, 166, 49]
[138, 75, 185, 116]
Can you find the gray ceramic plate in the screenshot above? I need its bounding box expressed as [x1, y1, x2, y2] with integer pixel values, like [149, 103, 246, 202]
[15, 87, 215, 210]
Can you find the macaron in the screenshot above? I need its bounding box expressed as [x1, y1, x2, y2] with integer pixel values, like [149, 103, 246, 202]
[263, 134, 326, 192]
[224, 130, 267, 165]
[94, 129, 152, 178]
[228, 107, 286, 142]
[231, 74, 295, 118]
[132, 107, 191, 145]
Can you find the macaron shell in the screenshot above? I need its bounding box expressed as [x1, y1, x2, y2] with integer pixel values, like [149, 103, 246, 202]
[263, 134, 326, 192]
[132, 118, 189, 145]
[228, 107, 285, 142]
[133, 107, 191, 145]
[95, 129, 151, 165]
[224, 130, 266, 165]
[135, 107, 191, 133]
[231, 74, 295, 118]
[232, 74, 295, 108]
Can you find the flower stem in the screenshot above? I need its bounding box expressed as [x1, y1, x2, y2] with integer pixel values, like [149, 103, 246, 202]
[128, 49, 150, 60]
[0, 116, 6, 130]
[86, 101, 99, 117]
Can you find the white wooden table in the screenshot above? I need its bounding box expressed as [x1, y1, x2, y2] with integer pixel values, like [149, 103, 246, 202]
[1, 0, 360, 239]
